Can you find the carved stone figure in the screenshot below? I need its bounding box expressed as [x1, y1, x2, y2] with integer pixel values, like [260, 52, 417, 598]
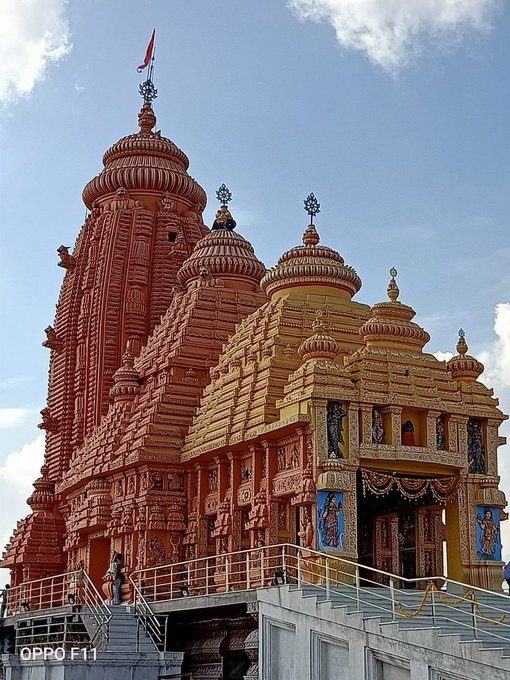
[146, 537, 166, 567]
[150, 472, 164, 490]
[468, 419, 486, 474]
[57, 245, 76, 270]
[436, 416, 445, 450]
[327, 401, 346, 459]
[372, 409, 385, 444]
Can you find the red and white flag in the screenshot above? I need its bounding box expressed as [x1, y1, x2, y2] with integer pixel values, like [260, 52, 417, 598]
[137, 30, 156, 72]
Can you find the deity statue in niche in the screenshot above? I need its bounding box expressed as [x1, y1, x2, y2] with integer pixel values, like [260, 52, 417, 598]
[402, 420, 416, 446]
[150, 472, 163, 490]
[468, 419, 486, 474]
[298, 506, 314, 549]
[436, 416, 445, 450]
[287, 446, 299, 469]
[327, 401, 347, 459]
[276, 447, 286, 472]
[372, 409, 385, 444]
[317, 491, 344, 551]
[476, 506, 501, 560]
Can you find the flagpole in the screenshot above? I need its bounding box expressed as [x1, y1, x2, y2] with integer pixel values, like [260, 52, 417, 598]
[138, 31, 157, 105]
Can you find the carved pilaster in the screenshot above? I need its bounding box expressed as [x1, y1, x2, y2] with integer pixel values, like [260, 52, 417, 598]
[387, 405, 402, 446]
[360, 404, 372, 445]
[312, 400, 328, 464]
[426, 410, 441, 450]
[486, 419, 501, 478]
[348, 403, 359, 458]
[456, 415, 469, 458]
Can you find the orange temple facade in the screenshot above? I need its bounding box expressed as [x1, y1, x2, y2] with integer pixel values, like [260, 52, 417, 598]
[2, 101, 507, 596]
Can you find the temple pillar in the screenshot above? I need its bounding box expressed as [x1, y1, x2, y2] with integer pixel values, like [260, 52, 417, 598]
[387, 405, 402, 446]
[360, 404, 372, 445]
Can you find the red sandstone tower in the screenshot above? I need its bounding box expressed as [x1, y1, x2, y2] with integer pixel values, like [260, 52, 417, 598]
[1, 100, 213, 583]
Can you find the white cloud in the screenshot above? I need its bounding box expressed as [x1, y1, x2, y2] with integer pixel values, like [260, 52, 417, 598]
[287, 0, 500, 70]
[479, 303, 510, 390]
[0, 435, 44, 580]
[433, 350, 454, 363]
[0, 0, 71, 104]
[0, 434, 45, 494]
[0, 408, 34, 429]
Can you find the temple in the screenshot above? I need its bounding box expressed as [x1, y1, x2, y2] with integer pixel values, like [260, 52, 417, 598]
[1, 93, 509, 679]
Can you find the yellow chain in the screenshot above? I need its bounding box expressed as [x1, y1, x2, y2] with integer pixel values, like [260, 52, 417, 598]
[471, 592, 507, 627]
[432, 585, 507, 627]
[397, 584, 432, 619]
[436, 588, 474, 607]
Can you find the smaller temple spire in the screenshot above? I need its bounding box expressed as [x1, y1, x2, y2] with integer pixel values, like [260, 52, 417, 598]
[387, 267, 400, 302]
[212, 184, 236, 230]
[456, 328, 468, 356]
[447, 328, 484, 381]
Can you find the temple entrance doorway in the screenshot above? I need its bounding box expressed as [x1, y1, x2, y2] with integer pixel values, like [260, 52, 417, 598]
[88, 537, 110, 593]
[357, 471, 445, 588]
[276, 501, 298, 546]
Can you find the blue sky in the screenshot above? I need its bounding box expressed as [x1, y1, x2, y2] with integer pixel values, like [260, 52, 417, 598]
[0, 0, 509, 572]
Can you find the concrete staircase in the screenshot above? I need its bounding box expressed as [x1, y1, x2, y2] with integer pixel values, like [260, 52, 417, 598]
[300, 584, 510, 659]
[107, 605, 158, 654]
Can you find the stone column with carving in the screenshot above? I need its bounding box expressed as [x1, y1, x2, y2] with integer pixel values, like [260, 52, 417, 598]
[426, 410, 441, 450]
[360, 404, 372, 446]
[347, 403, 360, 459]
[388, 406, 403, 447]
[311, 399, 328, 464]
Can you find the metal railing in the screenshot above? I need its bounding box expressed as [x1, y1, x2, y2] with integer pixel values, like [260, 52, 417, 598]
[130, 543, 510, 649]
[6, 569, 111, 650]
[133, 588, 165, 652]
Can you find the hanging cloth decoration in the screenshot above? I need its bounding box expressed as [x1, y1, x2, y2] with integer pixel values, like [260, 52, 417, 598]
[361, 469, 459, 503]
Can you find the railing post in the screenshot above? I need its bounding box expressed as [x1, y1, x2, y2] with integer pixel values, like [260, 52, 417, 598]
[153, 570, 157, 603]
[170, 565, 174, 600]
[246, 553, 251, 590]
[206, 561, 210, 595]
[431, 587, 436, 626]
[261, 550, 265, 587]
[355, 565, 361, 612]
[471, 597, 479, 640]
[164, 614, 169, 653]
[326, 560, 331, 600]
[281, 546, 287, 583]
[225, 556, 230, 593]
[389, 578, 396, 621]
[187, 562, 191, 592]
[297, 552, 302, 588]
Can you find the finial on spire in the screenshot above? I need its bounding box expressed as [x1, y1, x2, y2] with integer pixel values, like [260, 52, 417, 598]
[216, 183, 232, 206]
[138, 30, 157, 104]
[387, 267, 400, 302]
[303, 193, 320, 225]
[457, 328, 468, 356]
[212, 183, 236, 230]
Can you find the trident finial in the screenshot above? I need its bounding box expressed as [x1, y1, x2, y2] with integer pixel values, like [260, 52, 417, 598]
[303, 193, 320, 225]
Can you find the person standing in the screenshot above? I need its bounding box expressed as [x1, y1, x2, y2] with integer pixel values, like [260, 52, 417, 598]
[504, 561, 510, 594]
[0, 585, 10, 618]
[111, 553, 123, 605]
